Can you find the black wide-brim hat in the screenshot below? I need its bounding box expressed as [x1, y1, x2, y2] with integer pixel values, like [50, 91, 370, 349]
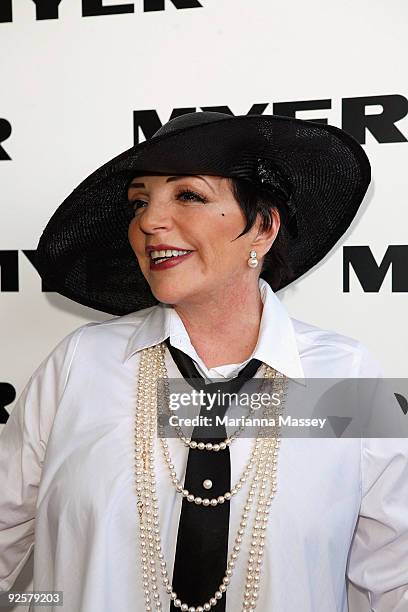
[35, 112, 371, 315]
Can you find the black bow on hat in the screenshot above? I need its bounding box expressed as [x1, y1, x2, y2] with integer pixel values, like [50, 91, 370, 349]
[252, 157, 298, 238]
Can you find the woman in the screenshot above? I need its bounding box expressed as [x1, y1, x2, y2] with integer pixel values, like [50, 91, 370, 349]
[0, 112, 407, 612]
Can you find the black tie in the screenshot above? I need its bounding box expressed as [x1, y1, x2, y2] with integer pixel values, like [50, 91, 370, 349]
[165, 337, 263, 612]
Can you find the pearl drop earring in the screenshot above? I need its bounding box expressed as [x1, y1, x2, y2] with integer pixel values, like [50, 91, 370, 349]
[247, 250, 258, 268]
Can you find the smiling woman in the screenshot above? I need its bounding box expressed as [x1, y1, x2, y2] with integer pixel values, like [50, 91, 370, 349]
[1, 111, 408, 612]
[125, 172, 280, 349]
[127, 174, 293, 291]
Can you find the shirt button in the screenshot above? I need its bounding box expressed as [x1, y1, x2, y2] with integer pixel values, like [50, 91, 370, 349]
[203, 479, 213, 490]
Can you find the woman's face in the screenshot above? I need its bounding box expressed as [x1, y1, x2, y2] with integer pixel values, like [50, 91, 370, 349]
[127, 174, 278, 306]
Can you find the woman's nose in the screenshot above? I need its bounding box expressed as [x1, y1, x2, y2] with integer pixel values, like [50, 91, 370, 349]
[138, 200, 173, 233]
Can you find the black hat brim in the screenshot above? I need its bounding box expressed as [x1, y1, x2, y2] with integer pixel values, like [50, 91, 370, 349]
[35, 114, 371, 315]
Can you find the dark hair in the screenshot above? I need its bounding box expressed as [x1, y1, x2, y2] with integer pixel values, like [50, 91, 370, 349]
[228, 177, 295, 291]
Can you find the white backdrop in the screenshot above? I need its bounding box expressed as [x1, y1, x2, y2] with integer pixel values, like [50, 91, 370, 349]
[1, 1, 407, 610]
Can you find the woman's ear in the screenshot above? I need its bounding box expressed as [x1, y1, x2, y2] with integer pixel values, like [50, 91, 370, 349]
[252, 209, 281, 255]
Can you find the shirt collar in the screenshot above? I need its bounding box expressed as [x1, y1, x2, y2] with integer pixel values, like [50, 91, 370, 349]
[123, 278, 305, 381]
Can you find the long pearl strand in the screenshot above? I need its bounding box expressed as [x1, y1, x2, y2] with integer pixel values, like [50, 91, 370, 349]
[159, 434, 261, 506]
[134, 343, 286, 612]
[158, 373, 258, 451]
[158, 360, 272, 506]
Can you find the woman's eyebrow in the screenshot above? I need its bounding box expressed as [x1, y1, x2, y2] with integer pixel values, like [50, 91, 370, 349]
[129, 175, 215, 193]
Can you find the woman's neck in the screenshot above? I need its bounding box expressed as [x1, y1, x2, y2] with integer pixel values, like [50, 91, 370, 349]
[173, 280, 263, 369]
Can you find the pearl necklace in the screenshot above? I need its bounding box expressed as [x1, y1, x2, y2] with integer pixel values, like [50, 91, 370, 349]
[134, 343, 287, 612]
[159, 434, 260, 506]
[158, 368, 267, 451]
[159, 370, 255, 452]
[158, 363, 276, 506]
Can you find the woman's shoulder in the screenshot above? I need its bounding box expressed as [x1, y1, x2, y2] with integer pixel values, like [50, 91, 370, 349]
[290, 316, 382, 377]
[33, 305, 161, 375]
[67, 304, 161, 351]
[83, 304, 159, 333]
[291, 317, 362, 351]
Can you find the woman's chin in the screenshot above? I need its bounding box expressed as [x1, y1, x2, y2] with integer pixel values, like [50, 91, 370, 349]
[148, 282, 190, 306]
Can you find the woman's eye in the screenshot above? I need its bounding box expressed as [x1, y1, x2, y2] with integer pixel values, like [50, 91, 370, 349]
[128, 199, 147, 214]
[128, 189, 207, 216]
[176, 189, 207, 203]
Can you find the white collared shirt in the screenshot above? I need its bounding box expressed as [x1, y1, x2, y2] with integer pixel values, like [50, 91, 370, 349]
[1, 279, 407, 611]
[141, 277, 304, 382]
